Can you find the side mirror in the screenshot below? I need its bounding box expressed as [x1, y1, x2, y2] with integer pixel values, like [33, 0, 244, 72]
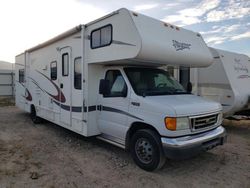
[187, 82, 192, 94]
[99, 79, 110, 95]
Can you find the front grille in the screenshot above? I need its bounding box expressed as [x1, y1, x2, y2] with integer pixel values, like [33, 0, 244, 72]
[191, 114, 218, 130]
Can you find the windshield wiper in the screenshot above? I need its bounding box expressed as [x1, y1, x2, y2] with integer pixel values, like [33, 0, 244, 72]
[142, 90, 174, 97]
[173, 89, 189, 94]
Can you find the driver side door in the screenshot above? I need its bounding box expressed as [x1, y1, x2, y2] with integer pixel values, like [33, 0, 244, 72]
[98, 69, 129, 143]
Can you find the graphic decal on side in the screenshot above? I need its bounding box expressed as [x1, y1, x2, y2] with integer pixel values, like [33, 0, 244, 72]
[101, 106, 143, 121]
[27, 72, 143, 120]
[53, 100, 82, 112]
[86, 35, 136, 47]
[233, 58, 250, 79]
[17, 81, 33, 101]
[238, 75, 250, 79]
[53, 101, 144, 120]
[36, 71, 66, 103]
[25, 88, 32, 101]
[172, 40, 191, 51]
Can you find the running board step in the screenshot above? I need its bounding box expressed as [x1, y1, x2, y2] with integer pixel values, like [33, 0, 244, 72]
[96, 136, 125, 149]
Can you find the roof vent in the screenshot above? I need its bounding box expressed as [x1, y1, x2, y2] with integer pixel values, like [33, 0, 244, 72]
[132, 12, 138, 17]
[164, 23, 168, 27]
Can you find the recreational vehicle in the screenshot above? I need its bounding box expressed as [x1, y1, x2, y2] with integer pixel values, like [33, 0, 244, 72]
[15, 8, 226, 171]
[173, 48, 250, 117]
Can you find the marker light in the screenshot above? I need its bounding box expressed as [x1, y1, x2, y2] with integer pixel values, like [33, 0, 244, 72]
[165, 117, 176, 131]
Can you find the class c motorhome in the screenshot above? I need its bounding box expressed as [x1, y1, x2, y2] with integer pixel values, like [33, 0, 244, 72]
[15, 8, 226, 171]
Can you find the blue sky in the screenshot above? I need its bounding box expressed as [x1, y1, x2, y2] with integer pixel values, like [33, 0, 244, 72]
[0, 0, 249, 63]
[78, 0, 250, 56]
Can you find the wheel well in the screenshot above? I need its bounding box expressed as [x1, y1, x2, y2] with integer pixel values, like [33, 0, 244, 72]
[30, 104, 36, 114]
[30, 104, 35, 112]
[125, 122, 161, 151]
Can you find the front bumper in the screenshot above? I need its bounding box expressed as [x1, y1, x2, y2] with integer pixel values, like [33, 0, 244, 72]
[161, 126, 227, 159]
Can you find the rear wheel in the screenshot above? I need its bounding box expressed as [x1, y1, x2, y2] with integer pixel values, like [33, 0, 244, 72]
[130, 129, 166, 171]
[30, 105, 42, 124]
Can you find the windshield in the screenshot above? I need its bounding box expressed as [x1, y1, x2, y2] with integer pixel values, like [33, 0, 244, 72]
[124, 67, 187, 96]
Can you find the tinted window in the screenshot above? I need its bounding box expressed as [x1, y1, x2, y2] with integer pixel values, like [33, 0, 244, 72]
[74, 57, 82, 90]
[104, 70, 127, 97]
[124, 68, 186, 96]
[19, 69, 24, 83]
[51, 61, 57, 80]
[91, 25, 112, 49]
[62, 53, 69, 76]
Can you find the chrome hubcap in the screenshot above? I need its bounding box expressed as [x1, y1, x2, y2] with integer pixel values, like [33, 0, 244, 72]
[135, 138, 153, 164]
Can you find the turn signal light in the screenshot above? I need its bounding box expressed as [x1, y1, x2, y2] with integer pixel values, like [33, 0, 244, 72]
[165, 117, 176, 131]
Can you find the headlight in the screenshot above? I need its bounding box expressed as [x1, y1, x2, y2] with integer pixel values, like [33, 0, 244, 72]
[217, 112, 223, 125]
[165, 117, 190, 131]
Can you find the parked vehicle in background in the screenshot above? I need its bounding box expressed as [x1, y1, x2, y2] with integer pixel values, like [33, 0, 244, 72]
[170, 48, 250, 117]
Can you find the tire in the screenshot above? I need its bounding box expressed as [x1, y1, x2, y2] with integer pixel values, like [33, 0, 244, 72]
[130, 129, 166, 171]
[30, 105, 42, 124]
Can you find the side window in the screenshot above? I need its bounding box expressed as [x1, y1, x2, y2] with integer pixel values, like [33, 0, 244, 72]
[91, 25, 112, 49]
[51, 61, 57, 80]
[74, 57, 82, 90]
[105, 70, 127, 97]
[19, 69, 24, 83]
[62, 53, 69, 76]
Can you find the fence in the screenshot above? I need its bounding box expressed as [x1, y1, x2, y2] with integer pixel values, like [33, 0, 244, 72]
[0, 70, 15, 96]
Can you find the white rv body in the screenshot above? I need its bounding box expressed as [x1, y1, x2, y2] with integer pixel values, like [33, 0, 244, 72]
[189, 48, 250, 116]
[15, 8, 226, 171]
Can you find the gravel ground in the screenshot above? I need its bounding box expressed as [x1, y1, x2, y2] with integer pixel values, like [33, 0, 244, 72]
[0, 106, 250, 188]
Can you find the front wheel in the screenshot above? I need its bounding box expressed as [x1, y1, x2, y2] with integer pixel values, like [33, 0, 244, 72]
[130, 129, 166, 171]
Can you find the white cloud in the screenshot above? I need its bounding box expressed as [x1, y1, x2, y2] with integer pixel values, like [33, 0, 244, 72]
[206, 0, 250, 22]
[162, 15, 200, 26]
[162, 0, 220, 26]
[162, 3, 180, 10]
[133, 4, 159, 11]
[204, 30, 250, 46]
[200, 24, 240, 35]
[205, 36, 229, 45]
[230, 31, 250, 41]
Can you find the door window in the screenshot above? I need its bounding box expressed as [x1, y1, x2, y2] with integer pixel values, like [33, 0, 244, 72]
[62, 53, 69, 76]
[51, 61, 57, 80]
[105, 70, 127, 97]
[74, 57, 82, 90]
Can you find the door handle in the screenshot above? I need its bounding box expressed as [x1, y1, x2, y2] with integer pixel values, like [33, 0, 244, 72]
[60, 83, 63, 88]
[131, 102, 140, 106]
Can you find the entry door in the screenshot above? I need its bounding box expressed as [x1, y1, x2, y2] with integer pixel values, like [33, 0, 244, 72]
[60, 47, 72, 126]
[98, 70, 129, 141]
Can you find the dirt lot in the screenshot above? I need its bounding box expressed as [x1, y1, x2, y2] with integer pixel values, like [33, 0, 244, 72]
[0, 106, 250, 188]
